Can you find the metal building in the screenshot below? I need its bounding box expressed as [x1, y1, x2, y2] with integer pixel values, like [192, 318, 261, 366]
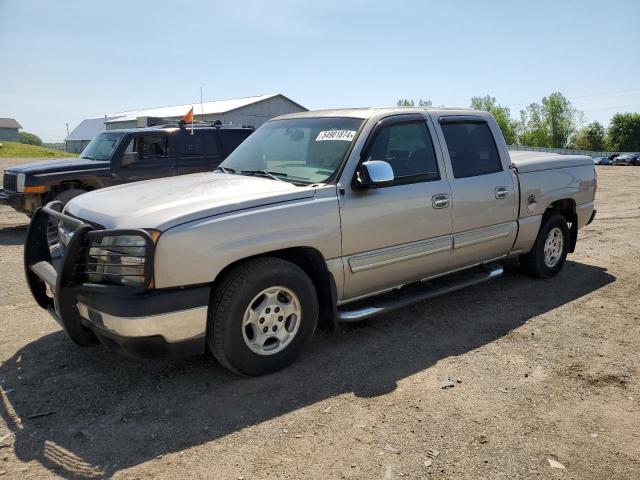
[0, 118, 22, 142]
[105, 93, 307, 130]
[64, 117, 117, 153]
[64, 94, 306, 153]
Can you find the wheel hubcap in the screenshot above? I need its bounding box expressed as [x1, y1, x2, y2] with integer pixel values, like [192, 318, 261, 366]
[543, 227, 564, 268]
[242, 286, 301, 355]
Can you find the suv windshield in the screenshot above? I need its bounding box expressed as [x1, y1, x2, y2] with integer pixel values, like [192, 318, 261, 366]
[80, 132, 126, 161]
[219, 117, 363, 184]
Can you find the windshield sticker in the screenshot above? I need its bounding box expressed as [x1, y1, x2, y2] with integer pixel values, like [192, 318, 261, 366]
[315, 130, 356, 142]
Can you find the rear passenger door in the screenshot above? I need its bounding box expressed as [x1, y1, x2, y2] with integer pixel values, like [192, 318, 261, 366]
[176, 130, 222, 174]
[437, 116, 518, 270]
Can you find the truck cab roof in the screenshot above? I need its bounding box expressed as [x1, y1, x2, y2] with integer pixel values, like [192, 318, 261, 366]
[273, 106, 477, 121]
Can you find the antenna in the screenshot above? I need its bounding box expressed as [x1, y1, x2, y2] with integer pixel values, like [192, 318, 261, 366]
[200, 86, 204, 122]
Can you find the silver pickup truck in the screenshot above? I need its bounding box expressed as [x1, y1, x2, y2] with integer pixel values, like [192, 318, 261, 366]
[24, 107, 597, 375]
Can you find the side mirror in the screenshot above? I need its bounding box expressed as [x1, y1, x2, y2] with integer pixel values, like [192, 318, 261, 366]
[121, 152, 139, 167]
[355, 160, 394, 189]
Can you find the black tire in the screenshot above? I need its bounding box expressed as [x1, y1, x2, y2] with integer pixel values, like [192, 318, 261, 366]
[53, 188, 87, 206]
[520, 213, 569, 278]
[207, 257, 318, 376]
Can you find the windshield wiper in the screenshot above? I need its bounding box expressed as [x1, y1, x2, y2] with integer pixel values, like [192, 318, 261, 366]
[214, 166, 236, 174]
[241, 169, 288, 182]
[81, 155, 96, 160]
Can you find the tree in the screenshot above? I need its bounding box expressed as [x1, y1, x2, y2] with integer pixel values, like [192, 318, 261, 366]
[541, 92, 580, 148]
[607, 113, 640, 151]
[571, 121, 606, 151]
[470, 95, 518, 145]
[19, 132, 43, 146]
[396, 99, 432, 107]
[518, 92, 581, 148]
[518, 103, 550, 147]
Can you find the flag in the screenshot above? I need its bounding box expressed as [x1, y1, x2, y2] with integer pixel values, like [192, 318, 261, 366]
[182, 107, 194, 124]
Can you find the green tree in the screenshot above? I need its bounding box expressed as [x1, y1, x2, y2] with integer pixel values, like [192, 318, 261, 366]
[541, 92, 579, 148]
[396, 99, 432, 107]
[607, 113, 640, 151]
[571, 121, 606, 151]
[19, 132, 43, 146]
[518, 103, 549, 147]
[470, 95, 518, 145]
[518, 92, 582, 148]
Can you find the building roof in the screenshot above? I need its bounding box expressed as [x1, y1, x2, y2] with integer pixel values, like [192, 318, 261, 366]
[65, 116, 123, 142]
[0, 118, 22, 129]
[105, 94, 305, 124]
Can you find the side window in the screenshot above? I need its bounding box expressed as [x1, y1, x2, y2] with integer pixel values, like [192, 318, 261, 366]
[440, 122, 502, 178]
[365, 121, 440, 184]
[178, 131, 220, 157]
[123, 135, 169, 163]
[139, 135, 169, 160]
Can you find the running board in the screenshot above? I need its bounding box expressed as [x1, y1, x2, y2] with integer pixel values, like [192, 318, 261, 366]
[337, 264, 504, 323]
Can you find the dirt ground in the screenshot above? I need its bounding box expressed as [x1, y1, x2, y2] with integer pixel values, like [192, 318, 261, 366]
[0, 159, 638, 479]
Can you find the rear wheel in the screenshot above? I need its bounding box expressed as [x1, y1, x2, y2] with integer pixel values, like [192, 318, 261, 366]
[520, 213, 569, 278]
[52, 188, 87, 206]
[207, 257, 318, 376]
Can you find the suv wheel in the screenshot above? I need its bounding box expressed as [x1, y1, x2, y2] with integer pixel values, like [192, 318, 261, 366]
[53, 188, 87, 206]
[207, 257, 318, 376]
[520, 213, 569, 278]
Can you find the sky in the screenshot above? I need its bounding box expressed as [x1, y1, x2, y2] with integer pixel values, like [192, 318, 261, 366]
[0, 0, 639, 142]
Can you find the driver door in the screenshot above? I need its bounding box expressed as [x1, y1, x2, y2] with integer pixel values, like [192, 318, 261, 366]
[115, 133, 176, 182]
[339, 114, 453, 301]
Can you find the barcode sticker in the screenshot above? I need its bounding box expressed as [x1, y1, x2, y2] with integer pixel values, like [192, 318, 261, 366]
[315, 130, 356, 141]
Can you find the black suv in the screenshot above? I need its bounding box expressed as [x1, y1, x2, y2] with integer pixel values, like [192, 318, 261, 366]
[0, 123, 253, 215]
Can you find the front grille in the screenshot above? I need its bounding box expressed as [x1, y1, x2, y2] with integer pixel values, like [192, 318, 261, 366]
[3, 172, 17, 192]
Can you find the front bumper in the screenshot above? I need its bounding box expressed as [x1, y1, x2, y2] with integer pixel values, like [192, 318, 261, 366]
[0, 189, 41, 215]
[24, 202, 209, 358]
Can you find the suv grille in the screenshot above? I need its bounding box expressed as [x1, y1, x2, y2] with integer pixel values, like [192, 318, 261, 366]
[3, 172, 17, 192]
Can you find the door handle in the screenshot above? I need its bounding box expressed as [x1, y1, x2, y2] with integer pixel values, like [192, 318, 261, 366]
[432, 194, 450, 209]
[495, 187, 509, 199]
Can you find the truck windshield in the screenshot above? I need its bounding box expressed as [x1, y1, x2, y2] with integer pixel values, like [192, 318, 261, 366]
[219, 117, 363, 184]
[80, 132, 126, 161]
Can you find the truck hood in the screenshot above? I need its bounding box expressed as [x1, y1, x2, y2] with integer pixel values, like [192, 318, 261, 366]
[65, 172, 316, 231]
[5, 157, 109, 175]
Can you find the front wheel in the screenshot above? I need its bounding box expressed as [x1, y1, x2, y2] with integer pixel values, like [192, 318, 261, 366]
[53, 188, 87, 206]
[520, 213, 569, 278]
[207, 257, 318, 376]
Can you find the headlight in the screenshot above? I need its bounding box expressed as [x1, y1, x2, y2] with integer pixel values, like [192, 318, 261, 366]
[83, 231, 159, 288]
[16, 173, 25, 192]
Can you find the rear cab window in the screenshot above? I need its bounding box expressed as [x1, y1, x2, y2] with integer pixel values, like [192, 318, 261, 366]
[440, 119, 502, 178]
[218, 130, 253, 157]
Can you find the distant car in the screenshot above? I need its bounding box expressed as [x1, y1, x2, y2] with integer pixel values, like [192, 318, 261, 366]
[613, 154, 638, 166]
[0, 123, 254, 216]
[593, 156, 613, 165]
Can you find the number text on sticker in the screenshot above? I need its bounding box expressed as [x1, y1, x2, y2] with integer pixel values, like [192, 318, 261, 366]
[316, 130, 356, 141]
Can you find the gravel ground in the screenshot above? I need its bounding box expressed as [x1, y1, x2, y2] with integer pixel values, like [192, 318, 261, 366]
[0, 160, 638, 479]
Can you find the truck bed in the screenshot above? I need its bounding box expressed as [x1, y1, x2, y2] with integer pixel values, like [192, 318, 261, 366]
[509, 150, 594, 173]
